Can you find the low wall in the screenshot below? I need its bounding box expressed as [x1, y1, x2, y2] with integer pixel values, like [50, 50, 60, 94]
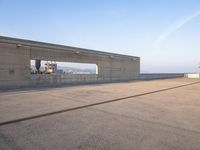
[184, 74, 200, 78]
[31, 74, 99, 86]
[29, 73, 134, 88]
[139, 73, 185, 80]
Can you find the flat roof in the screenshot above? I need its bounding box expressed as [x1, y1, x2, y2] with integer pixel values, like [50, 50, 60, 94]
[0, 78, 199, 149]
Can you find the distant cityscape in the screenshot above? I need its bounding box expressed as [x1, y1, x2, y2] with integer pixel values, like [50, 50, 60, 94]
[31, 65, 96, 74]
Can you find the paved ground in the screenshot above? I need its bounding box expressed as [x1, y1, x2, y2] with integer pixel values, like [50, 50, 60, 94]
[0, 78, 200, 150]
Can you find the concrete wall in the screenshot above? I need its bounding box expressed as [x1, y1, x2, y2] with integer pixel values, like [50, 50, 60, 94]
[31, 74, 98, 87]
[139, 73, 184, 80]
[0, 36, 140, 89]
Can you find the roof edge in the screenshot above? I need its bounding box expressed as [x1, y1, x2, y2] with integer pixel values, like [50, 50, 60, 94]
[0, 36, 139, 59]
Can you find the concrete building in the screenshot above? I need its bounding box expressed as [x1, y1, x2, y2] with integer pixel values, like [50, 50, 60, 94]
[0, 36, 140, 89]
[44, 62, 57, 73]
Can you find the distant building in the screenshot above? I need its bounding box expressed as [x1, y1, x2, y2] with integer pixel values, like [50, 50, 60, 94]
[73, 72, 91, 74]
[45, 63, 57, 73]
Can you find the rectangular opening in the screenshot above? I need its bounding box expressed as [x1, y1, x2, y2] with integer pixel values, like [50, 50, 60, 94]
[30, 60, 98, 74]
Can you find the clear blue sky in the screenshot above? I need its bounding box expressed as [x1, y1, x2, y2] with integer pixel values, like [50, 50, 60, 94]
[0, 0, 200, 73]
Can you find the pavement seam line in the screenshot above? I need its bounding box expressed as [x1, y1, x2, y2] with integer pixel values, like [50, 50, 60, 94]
[0, 81, 200, 126]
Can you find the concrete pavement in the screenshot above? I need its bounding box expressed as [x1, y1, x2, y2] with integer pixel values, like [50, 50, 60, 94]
[0, 78, 200, 150]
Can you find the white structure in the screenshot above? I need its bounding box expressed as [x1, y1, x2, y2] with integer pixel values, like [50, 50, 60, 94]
[185, 74, 200, 79]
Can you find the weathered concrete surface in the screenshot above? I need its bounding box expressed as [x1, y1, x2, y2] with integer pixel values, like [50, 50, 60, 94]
[0, 36, 140, 89]
[0, 78, 200, 150]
